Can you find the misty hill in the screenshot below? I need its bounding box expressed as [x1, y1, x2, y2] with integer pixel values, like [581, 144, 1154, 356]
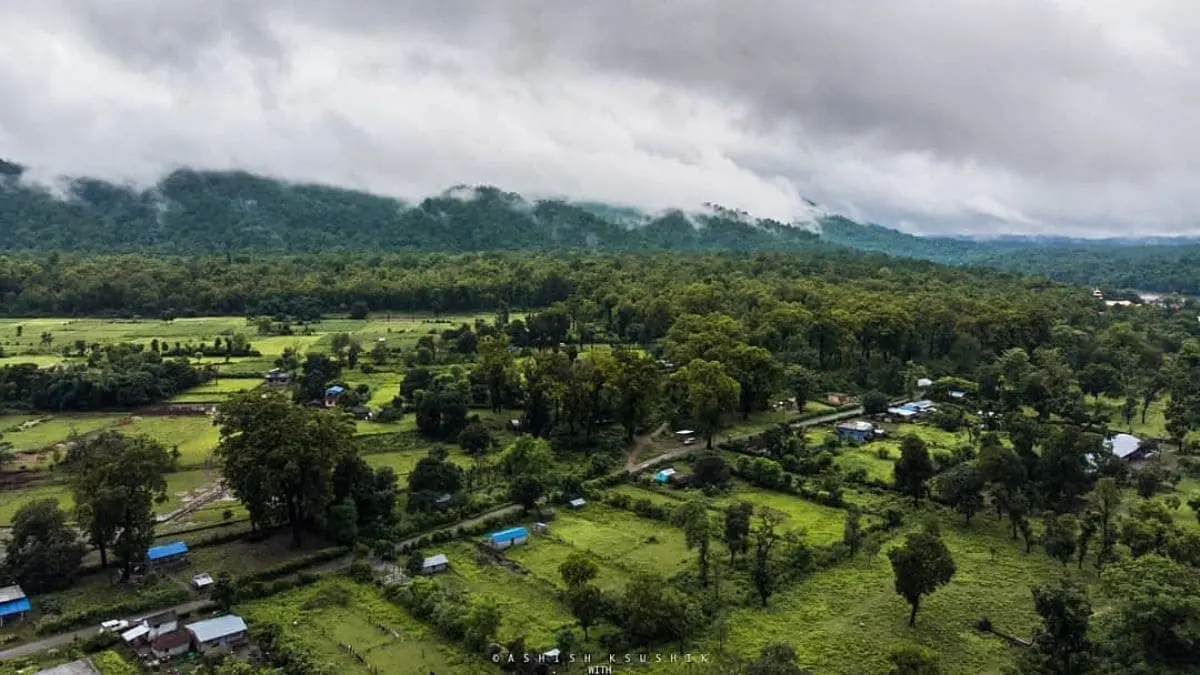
[0, 161, 820, 254]
[4, 159, 1200, 292]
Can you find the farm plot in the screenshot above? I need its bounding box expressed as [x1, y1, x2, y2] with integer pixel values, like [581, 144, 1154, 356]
[168, 377, 262, 402]
[834, 442, 897, 483]
[240, 578, 494, 675]
[709, 517, 1098, 675]
[547, 504, 695, 577]
[437, 541, 577, 646]
[710, 481, 869, 545]
[364, 446, 474, 479]
[505, 536, 631, 593]
[0, 413, 127, 452]
[118, 416, 221, 467]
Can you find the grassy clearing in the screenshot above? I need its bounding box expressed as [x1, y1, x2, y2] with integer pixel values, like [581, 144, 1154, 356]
[710, 481, 866, 546]
[0, 413, 127, 452]
[0, 354, 71, 367]
[168, 378, 262, 402]
[505, 536, 632, 593]
[437, 541, 576, 646]
[653, 514, 1101, 675]
[166, 530, 332, 584]
[0, 468, 216, 525]
[547, 503, 695, 577]
[118, 416, 220, 467]
[239, 577, 494, 675]
[0, 482, 74, 524]
[364, 446, 474, 480]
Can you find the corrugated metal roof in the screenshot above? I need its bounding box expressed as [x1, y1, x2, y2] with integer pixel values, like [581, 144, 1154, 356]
[1106, 433, 1142, 459]
[325, 385, 345, 395]
[569, 498, 587, 507]
[0, 598, 30, 617]
[147, 541, 188, 561]
[837, 421, 874, 432]
[423, 554, 449, 568]
[121, 624, 151, 643]
[186, 614, 247, 643]
[489, 527, 528, 542]
[0, 585, 25, 604]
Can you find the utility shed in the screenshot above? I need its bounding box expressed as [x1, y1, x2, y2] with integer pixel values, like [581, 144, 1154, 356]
[146, 541, 189, 566]
[488, 527, 529, 550]
[654, 468, 677, 483]
[186, 614, 248, 654]
[0, 585, 30, 626]
[569, 498, 586, 509]
[422, 553, 449, 575]
[1106, 433, 1148, 460]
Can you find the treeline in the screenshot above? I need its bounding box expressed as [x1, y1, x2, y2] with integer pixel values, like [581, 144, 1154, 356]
[0, 344, 210, 410]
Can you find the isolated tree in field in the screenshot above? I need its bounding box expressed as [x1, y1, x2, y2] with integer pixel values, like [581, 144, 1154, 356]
[605, 347, 663, 442]
[746, 643, 808, 675]
[888, 527, 957, 627]
[674, 358, 740, 449]
[66, 431, 173, 578]
[3, 498, 86, 592]
[369, 339, 389, 365]
[463, 599, 503, 652]
[751, 510, 784, 607]
[935, 461, 985, 525]
[1088, 478, 1122, 570]
[619, 574, 701, 646]
[558, 552, 599, 588]
[724, 501, 753, 565]
[214, 391, 356, 546]
[1019, 580, 1094, 675]
[457, 421, 494, 465]
[894, 434, 935, 506]
[565, 583, 604, 639]
[672, 498, 716, 586]
[1041, 514, 1080, 567]
[843, 506, 864, 557]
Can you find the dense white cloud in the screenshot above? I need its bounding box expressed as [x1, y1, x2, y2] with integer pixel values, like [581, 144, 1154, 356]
[2, 0, 1200, 236]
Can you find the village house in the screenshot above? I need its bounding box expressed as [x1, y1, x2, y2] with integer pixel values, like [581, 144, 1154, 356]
[835, 420, 879, 444]
[186, 614, 249, 654]
[1106, 433, 1153, 461]
[263, 368, 291, 386]
[143, 610, 179, 640]
[121, 623, 150, 646]
[192, 573, 214, 591]
[487, 527, 529, 550]
[349, 405, 373, 420]
[654, 467, 677, 484]
[150, 628, 192, 660]
[145, 541, 189, 568]
[323, 385, 345, 408]
[0, 585, 30, 627]
[826, 393, 851, 406]
[568, 498, 587, 509]
[422, 553, 450, 575]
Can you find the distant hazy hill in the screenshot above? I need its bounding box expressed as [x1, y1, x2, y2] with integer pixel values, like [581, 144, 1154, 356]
[3, 159, 1200, 291]
[0, 161, 820, 254]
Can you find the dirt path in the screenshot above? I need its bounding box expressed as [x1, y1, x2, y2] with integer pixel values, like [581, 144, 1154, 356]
[623, 422, 669, 471]
[626, 407, 865, 475]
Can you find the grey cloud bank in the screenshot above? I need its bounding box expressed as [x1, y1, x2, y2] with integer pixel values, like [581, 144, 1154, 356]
[2, 0, 1199, 237]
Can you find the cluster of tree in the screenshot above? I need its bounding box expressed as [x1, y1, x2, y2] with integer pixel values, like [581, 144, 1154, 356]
[213, 392, 398, 546]
[0, 343, 210, 410]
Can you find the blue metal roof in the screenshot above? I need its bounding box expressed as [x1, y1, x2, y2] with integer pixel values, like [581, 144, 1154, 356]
[489, 527, 528, 542]
[0, 598, 30, 617]
[147, 541, 189, 561]
[325, 385, 345, 395]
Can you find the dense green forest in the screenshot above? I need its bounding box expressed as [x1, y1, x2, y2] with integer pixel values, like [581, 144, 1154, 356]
[6, 160, 1200, 292]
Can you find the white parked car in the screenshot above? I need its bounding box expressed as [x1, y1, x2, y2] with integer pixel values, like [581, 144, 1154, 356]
[99, 619, 129, 633]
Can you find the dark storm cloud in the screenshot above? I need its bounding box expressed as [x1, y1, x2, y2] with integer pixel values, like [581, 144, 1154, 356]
[2, 0, 1199, 235]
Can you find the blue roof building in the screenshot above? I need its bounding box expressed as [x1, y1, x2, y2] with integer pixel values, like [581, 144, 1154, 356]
[0, 586, 29, 626]
[654, 468, 677, 483]
[488, 527, 529, 549]
[147, 541, 189, 562]
[325, 385, 346, 396]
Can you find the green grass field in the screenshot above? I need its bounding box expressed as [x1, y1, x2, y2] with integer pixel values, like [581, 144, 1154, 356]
[437, 541, 577, 646]
[117, 415, 221, 467]
[0, 413, 128, 452]
[0, 467, 217, 525]
[240, 578, 495, 675]
[168, 377, 262, 402]
[547, 503, 696, 578]
[505, 536, 632, 593]
[709, 481, 869, 546]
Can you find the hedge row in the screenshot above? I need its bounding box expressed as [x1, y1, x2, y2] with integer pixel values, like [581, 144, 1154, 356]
[35, 586, 193, 635]
[235, 546, 349, 585]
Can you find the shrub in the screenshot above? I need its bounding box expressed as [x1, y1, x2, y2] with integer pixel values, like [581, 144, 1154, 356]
[884, 508, 905, 529]
[875, 447, 891, 460]
[345, 561, 375, 584]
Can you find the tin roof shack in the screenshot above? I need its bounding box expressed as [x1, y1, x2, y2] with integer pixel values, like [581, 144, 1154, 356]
[186, 614, 248, 654]
[834, 420, 878, 444]
[146, 541, 189, 568]
[487, 527, 529, 550]
[422, 554, 449, 575]
[0, 585, 30, 626]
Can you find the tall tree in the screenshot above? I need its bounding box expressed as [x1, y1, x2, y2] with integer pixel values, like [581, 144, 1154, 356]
[558, 552, 599, 589]
[784, 365, 817, 413]
[728, 344, 782, 420]
[66, 432, 173, 577]
[673, 358, 740, 449]
[724, 501, 754, 565]
[605, 347, 663, 442]
[672, 498, 716, 587]
[214, 391, 356, 546]
[1020, 580, 1094, 675]
[1088, 478, 1122, 570]
[935, 461, 985, 525]
[751, 510, 783, 607]
[894, 434, 935, 507]
[3, 498, 87, 592]
[888, 526, 957, 627]
[1041, 514, 1080, 567]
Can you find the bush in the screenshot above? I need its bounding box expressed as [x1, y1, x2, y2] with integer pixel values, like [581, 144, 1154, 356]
[884, 508, 905, 529]
[345, 561, 375, 584]
[875, 447, 891, 460]
[81, 630, 120, 654]
[36, 587, 193, 634]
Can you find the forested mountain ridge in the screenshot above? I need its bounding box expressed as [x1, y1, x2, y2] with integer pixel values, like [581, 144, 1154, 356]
[5, 159, 1200, 292]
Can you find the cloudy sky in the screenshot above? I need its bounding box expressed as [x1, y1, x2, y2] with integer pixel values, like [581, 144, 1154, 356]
[2, 0, 1199, 237]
